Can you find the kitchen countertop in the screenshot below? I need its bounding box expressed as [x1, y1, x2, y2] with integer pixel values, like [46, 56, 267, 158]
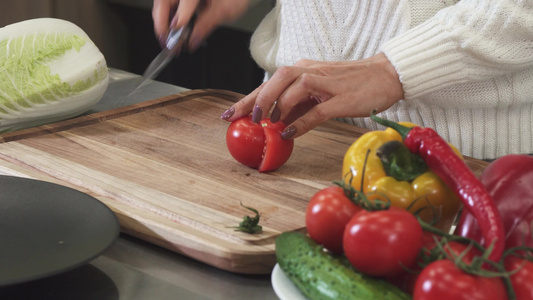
[0, 69, 278, 300]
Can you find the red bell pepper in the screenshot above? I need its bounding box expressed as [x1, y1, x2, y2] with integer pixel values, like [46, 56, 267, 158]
[455, 154, 533, 251]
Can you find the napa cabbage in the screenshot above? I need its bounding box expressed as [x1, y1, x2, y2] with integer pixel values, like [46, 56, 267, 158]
[0, 18, 109, 132]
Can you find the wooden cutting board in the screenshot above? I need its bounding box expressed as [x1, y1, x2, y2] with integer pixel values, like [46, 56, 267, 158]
[0, 89, 489, 274]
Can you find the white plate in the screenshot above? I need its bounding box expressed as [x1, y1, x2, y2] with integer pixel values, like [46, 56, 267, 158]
[271, 264, 308, 300]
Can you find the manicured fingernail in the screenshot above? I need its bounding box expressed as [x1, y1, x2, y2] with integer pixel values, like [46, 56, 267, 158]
[158, 33, 167, 49]
[270, 107, 281, 123]
[220, 107, 235, 120]
[188, 38, 201, 53]
[281, 125, 297, 140]
[252, 105, 262, 123]
[170, 16, 179, 28]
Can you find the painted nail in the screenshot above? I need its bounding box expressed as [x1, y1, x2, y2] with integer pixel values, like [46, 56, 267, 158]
[170, 16, 179, 29]
[270, 107, 281, 123]
[188, 38, 201, 53]
[252, 105, 262, 123]
[281, 125, 297, 140]
[220, 107, 235, 120]
[158, 32, 167, 49]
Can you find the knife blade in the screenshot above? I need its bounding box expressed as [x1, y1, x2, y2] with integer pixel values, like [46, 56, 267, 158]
[129, 18, 194, 95]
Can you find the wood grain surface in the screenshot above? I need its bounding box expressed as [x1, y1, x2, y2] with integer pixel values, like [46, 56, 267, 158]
[0, 89, 489, 274]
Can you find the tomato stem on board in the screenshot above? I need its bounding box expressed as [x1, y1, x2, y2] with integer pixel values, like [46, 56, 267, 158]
[233, 202, 263, 234]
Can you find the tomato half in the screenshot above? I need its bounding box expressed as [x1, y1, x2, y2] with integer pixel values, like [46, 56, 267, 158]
[413, 260, 508, 300]
[305, 186, 361, 254]
[226, 116, 294, 172]
[343, 207, 423, 277]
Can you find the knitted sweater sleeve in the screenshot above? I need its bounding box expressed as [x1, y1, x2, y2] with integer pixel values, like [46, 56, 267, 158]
[381, 0, 533, 100]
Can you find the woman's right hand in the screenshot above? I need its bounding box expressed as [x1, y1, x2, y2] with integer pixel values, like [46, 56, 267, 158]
[220, 53, 404, 140]
[152, 0, 251, 52]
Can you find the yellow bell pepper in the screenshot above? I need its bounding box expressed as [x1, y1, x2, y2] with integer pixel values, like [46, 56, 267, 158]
[342, 123, 462, 231]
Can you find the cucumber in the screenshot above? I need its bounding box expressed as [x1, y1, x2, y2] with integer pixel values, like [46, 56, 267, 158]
[275, 232, 412, 300]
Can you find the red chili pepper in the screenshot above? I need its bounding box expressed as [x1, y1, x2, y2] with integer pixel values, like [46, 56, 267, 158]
[371, 113, 505, 262]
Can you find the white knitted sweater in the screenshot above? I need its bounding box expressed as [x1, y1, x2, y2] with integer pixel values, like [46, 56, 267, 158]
[250, 0, 533, 159]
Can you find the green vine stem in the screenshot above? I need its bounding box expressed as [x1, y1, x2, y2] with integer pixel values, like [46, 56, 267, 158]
[418, 219, 520, 299]
[337, 149, 391, 211]
[418, 219, 484, 252]
[232, 202, 263, 234]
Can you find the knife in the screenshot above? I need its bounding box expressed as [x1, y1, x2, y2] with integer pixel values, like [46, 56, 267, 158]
[130, 17, 195, 95]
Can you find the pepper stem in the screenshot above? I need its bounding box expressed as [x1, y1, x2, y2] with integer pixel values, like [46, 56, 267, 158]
[370, 110, 412, 139]
[376, 140, 427, 181]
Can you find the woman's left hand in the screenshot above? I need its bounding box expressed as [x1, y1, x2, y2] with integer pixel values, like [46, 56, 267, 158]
[221, 52, 404, 139]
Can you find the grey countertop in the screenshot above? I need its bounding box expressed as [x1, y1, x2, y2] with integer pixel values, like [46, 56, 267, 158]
[0, 69, 278, 300]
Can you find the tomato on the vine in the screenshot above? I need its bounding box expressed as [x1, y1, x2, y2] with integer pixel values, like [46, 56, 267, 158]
[226, 116, 294, 172]
[413, 259, 508, 300]
[505, 255, 533, 300]
[305, 186, 361, 254]
[421, 240, 482, 265]
[343, 207, 423, 277]
[389, 238, 482, 294]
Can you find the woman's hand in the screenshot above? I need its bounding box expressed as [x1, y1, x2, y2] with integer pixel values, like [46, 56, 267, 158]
[220, 53, 404, 139]
[152, 0, 250, 51]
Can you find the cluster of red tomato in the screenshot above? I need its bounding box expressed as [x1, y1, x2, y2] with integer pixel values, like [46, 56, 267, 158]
[305, 154, 533, 300]
[225, 115, 533, 299]
[306, 186, 422, 276]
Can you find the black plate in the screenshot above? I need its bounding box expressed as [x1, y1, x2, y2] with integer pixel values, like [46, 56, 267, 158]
[0, 176, 120, 286]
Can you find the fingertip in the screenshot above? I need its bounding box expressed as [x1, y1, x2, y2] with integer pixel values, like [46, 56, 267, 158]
[152, 0, 170, 36]
[281, 110, 322, 140]
[170, 14, 179, 29]
[174, 0, 198, 27]
[220, 107, 235, 120]
[188, 36, 202, 53]
[153, 20, 168, 42]
[281, 125, 297, 140]
[251, 105, 263, 123]
[270, 107, 281, 123]
[186, 21, 211, 53]
[221, 102, 252, 123]
[225, 112, 250, 123]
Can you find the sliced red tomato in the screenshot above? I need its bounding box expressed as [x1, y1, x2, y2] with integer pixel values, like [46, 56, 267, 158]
[226, 116, 294, 172]
[305, 186, 361, 254]
[343, 207, 423, 277]
[413, 259, 508, 300]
